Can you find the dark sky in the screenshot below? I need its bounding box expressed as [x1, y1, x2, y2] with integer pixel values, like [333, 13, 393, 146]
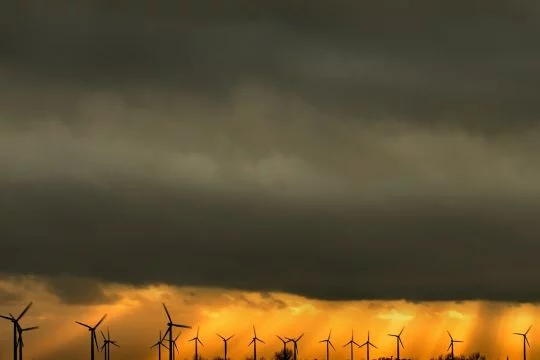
[2, 0, 540, 303]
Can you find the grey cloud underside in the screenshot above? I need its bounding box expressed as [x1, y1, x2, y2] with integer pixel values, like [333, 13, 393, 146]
[1, 0, 540, 130]
[2, 179, 540, 303]
[2, 0, 540, 302]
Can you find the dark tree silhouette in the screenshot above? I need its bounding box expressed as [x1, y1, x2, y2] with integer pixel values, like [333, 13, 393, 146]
[273, 348, 293, 360]
[430, 353, 487, 360]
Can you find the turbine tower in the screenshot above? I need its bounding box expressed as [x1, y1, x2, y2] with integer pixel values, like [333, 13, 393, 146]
[75, 314, 107, 360]
[249, 326, 265, 360]
[16, 324, 39, 360]
[151, 331, 169, 360]
[447, 331, 463, 360]
[343, 330, 361, 360]
[162, 303, 191, 360]
[276, 336, 291, 359]
[319, 330, 335, 360]
[513, 325, 532, 360]
[217, 333, 234, 360]
[189, 327, 204, 360]
[387, 328, 404, 360]
[100, 328, 119, 360]
[0, 302, 33, 360]
[358, 331, 378, 360]
[285, 334, 304, 360]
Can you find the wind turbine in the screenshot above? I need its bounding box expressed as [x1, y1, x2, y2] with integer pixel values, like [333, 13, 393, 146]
[285, 334, 304, 360]
[162, 303, 191, 360]
[151, 331, 169, 360]
[171, 332, 181, 360]
[189, 327, 204, 360]
[319, 330, 335, 360]
[387, 328, 404, 360]
[513, 325, 532, 360]
[16, 325, 39, 360]
[75, 314, 107, 360]
[447, 331, 463, 360]
[100, 328, 119, 360]
[358, 331, 377, 360]
[343, 330, 361, 360]
[0, 302, 33, 360]
[276, 336, 291, 359]
[217, 333, 234, 360]
[249, 325, 265, 360]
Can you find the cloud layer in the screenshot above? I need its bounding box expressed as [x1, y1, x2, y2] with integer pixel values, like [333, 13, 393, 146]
[1, 0, 540, 302]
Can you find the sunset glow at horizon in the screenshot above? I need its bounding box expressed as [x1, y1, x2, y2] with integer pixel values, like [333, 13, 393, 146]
[0, 280, 538, 360]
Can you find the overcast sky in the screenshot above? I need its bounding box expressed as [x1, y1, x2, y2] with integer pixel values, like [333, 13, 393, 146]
[2, 0, 540, 306]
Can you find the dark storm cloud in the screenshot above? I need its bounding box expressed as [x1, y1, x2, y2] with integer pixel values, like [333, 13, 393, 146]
[40, 274, 121, 305]
[1, 0, 540, 129]
[2, 1, 540, 303]
[2, 178, 540, 303]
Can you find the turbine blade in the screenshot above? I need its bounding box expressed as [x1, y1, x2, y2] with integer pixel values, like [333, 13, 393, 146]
[17, 302, 33, 321]
[227, 335, 235, 341]
[277, 335, 284, 342]
[249, 339, 254, 346]
[0, 314, 14, 321]
[297, 333, 304, 341]
[253, 325, 256, 337]
[526, 326, 532, 335]
[217, 333, 225, 340]
[23, 326, 39, 331]
[258, 338, 266, 344]
[112, 341, 120, 348]
[526, 337, 530, 347]
[329, 341, 335, 350]
[75, 321, 92, 329]
[358, 341, 367, 348]
[399, 338, 405, 349]
[163, 303, 173, 323]
[94, 314, 107, 329]
[173, 323, 192, 329]
[447, 331, 453, 340]
[371, 342, 378, 349]
[399, 327, 404, 336]
[101, 331, 107, 340]
[448, 343, 452, 351]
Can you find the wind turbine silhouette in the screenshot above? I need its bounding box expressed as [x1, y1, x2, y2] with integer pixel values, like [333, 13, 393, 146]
[276, 336, 291, 359]
[249, 326, 265, 360]
[513, 325, 532, 360]
[358, 331, 378, 360]
[387, 328, 404, 360]
[0, 302, 33, 360]
[285, 334, 304, 360]
[319, 330, 335, 360]
[162, 304, 191, 360]
[171, 332, 181, 360]
[151, 331, 169, 360]
[75, 314, 107, 360]
[189, 327, 204, 360]
[447, 331, 463, 360]
[100, 328, 119, 360]
[343, 330, 361, 360]
[217, 333, 234, 360]
[16, 324, 39, 360]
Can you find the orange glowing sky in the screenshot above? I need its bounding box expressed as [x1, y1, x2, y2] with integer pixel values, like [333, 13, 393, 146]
[0, 277, 537, 360]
